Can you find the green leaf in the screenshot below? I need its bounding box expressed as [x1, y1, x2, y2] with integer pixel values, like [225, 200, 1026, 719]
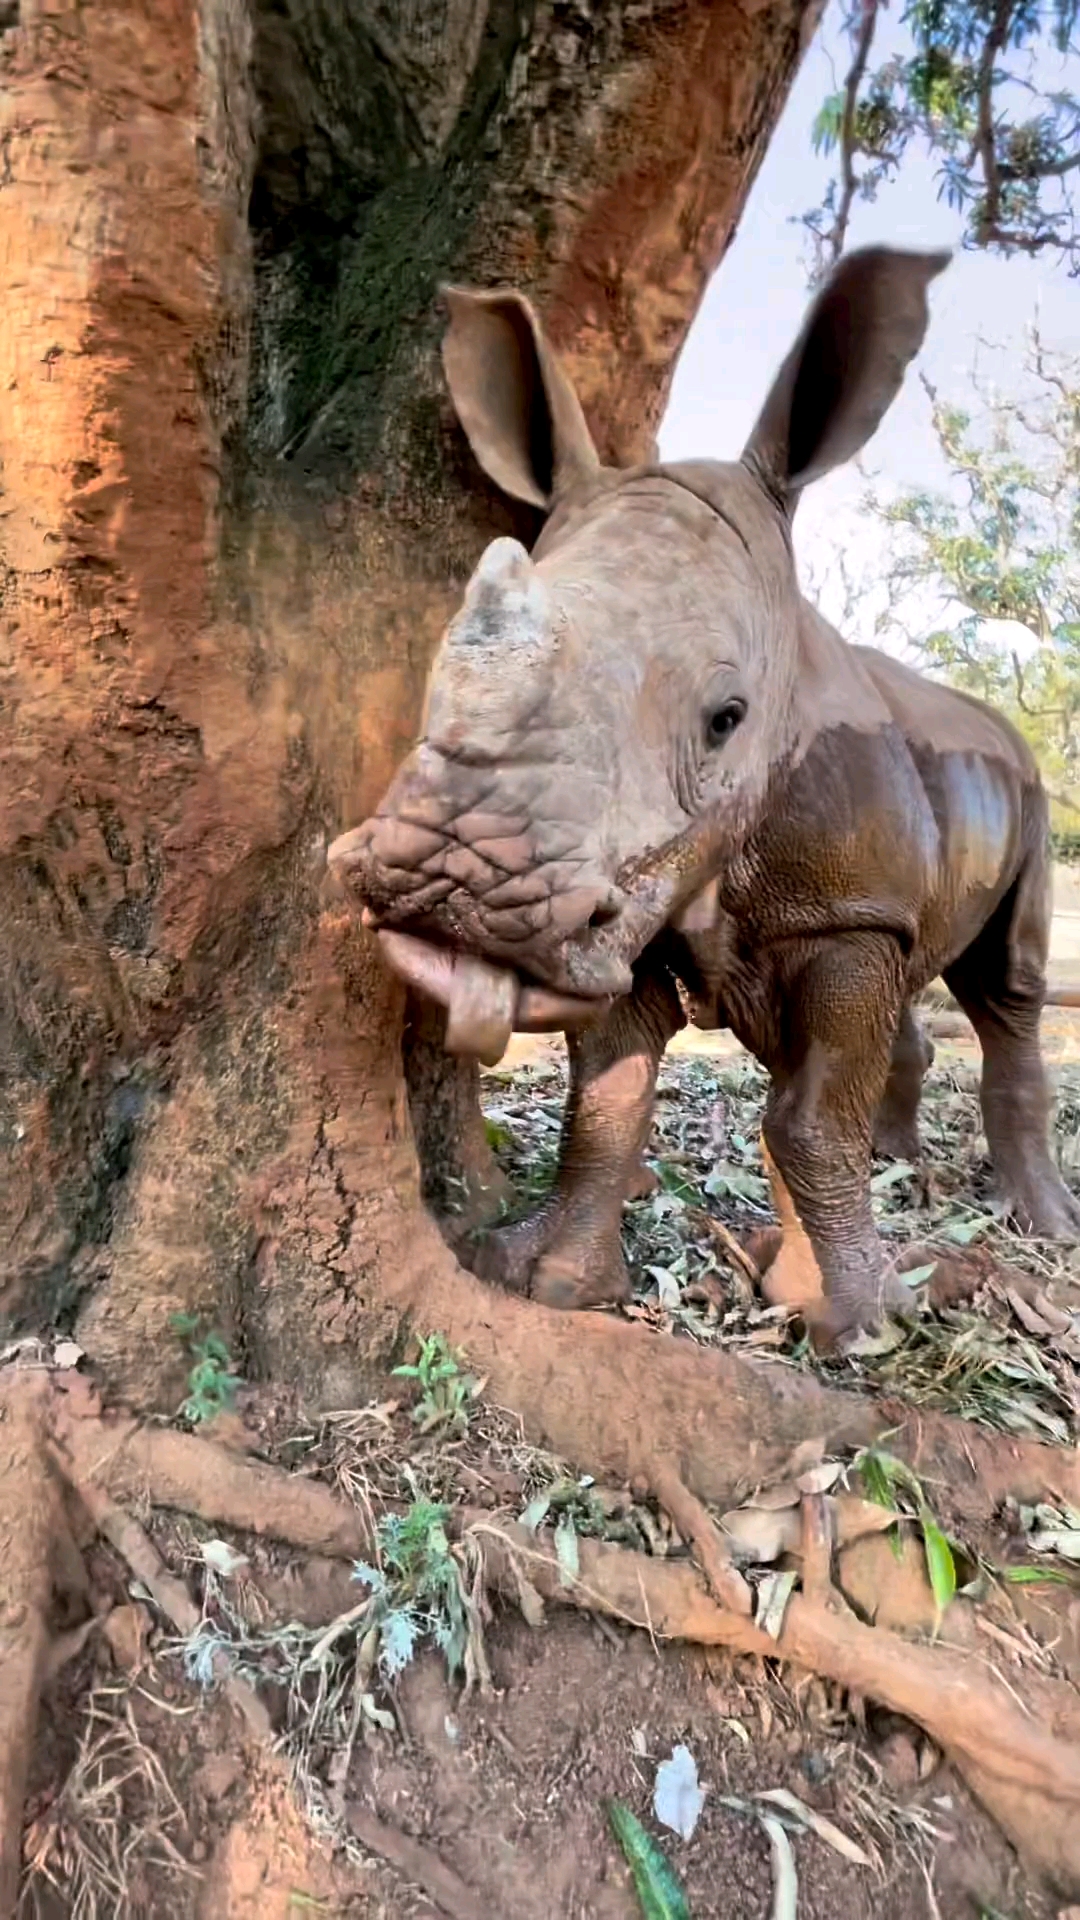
[811, 90, 844, 154]
[1001, 1563, 1075, 1586]
[870, 1161, 915, 1192]
[920, 1508, 957, 1623]
[897, 1262, 937, 1290]
[607, 1803, 692, 1920]
[857, 1450, 901, 1512]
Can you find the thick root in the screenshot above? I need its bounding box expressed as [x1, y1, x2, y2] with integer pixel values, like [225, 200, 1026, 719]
[0, 1375, 68, 1913]
[26, 1383, 1080, 1896]
[470, 1512, 1080, 1893]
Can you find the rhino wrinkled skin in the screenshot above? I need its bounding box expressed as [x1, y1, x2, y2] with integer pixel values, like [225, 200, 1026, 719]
[329, 246, 1080, 1344]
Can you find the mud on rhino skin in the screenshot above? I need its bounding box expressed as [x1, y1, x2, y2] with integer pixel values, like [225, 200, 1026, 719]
[329, 246, 1080, 1345]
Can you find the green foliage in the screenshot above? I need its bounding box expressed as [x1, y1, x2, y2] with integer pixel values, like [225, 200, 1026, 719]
[856, 1446, 959, 1622]
[170, 1314, 242, 1426]
[804, 0, 1080, 274]
[353, 1498, 472, 1679]
[864, 338, 1080, 820]
[392, 1331, 479, 1434]
[607, 1803, 693, 1920]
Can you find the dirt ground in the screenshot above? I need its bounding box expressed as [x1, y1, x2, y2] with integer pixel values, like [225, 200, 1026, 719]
[18, 1411, 1058, 1920]
[15, 1011, 1080, 1920]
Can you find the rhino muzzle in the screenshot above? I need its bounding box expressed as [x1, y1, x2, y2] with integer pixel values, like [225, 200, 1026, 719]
[327, 795, 640, 1062]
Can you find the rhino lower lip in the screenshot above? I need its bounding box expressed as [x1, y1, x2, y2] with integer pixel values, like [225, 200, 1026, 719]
[375, 929, 613, 1065]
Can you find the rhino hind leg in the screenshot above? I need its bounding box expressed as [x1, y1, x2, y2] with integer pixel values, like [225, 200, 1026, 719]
[944, 846, 1080, 1240]
[471, 968, 685, 1310]
[872, 1003, 935, 1161]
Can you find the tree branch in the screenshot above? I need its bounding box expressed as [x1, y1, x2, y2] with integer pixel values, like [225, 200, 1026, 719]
[824, 0, 883, 269]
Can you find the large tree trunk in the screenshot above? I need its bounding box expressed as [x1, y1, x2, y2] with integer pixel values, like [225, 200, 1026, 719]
[1, 0, 819, 1408]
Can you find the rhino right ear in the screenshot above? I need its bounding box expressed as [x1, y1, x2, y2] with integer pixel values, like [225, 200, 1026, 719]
[441, 286, 600, 510]
[742, 247, 950, 511]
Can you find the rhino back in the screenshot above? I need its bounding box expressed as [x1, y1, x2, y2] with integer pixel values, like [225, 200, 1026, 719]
[709, 626, 1038, 987]
[851, 644, 1038, 778]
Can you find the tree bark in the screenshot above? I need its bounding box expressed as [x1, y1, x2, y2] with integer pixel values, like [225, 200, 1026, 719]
[0, 0, 820, 1407]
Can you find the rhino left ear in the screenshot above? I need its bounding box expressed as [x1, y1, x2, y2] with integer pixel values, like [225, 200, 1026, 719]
[742, 247, 950, 511]
[440, 285, 600, 510]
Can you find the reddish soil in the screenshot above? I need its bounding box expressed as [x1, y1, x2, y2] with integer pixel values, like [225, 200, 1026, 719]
[15, 1402, 1059, 1920]
[21, 1577, 1055, 1920]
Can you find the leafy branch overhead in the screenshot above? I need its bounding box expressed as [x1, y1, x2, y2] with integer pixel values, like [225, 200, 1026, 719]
[860, 330, 1080, 818]
[805, 0, 1080, 274]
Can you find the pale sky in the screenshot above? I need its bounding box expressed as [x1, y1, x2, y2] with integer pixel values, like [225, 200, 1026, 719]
[660, 3, 1080, 650]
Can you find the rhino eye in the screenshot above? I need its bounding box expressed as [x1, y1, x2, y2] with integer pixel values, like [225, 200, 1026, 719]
[705, 698, 747, 749]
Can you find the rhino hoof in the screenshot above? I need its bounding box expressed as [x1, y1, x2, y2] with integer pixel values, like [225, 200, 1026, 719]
[531, 1253, 631, 1312]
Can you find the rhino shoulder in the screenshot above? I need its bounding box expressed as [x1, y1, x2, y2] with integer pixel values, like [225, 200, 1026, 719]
[850, 645, 1038, 778]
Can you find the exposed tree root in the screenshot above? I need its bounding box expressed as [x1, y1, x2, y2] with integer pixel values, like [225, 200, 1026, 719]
[514, 1524, 1080, 1891]
[0, 1376, 68, 1914]
[10, 1369, 1080, 1899]
[370, 1208, 1080, 1522]
[41, 1385, 1080, 1890]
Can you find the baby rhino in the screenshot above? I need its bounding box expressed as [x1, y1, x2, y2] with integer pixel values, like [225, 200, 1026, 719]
[330, 245, 1080, 1346]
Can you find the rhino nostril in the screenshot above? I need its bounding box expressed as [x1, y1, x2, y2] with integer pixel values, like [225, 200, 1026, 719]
[588, 902, 621, 930]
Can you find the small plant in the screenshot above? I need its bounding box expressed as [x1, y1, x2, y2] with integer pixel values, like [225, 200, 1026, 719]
[855, 1445, 957, 1626]
[170, 1313, 242, 1426]
[393, 1331, 478, 1434]
[352, 1498, 473, 1679]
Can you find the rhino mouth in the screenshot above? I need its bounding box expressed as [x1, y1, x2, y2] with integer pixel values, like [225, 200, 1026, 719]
[373, 928, 614, 1065]
[327, 822, 697, 1064]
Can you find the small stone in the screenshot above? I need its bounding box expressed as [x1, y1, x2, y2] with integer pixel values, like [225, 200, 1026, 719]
[103, 1603, 150, 1672]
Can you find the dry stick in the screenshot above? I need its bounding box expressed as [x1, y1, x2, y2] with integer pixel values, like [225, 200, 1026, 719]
[648, 1460, 753, 1616]
[687, 1206, 761, 1288]
[56, 1448, 482, 1920]
[0, 1375, 63, 1916]
[61, 1464, 274, 1744]
[798, 1492, 834, 1605]
[345, 1809, 479, 1920]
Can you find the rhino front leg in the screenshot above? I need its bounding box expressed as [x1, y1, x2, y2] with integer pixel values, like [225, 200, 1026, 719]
[762, 934, 910, 1344]
[473, 968, 685, 1309]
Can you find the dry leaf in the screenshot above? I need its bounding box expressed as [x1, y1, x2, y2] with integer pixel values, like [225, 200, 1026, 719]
[720, 1505, 801, 1564]
[748, 1482, 802, 1512]
[756, 1788, 872, 1867]
[796, 1461, 843, 1495]
[833, 1494, 901, 1547]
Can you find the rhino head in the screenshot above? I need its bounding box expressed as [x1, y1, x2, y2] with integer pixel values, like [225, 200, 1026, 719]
[330, 247, 948, 1060]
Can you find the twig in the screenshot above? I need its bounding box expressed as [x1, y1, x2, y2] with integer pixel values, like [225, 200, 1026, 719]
[346, 1806, 481, 1920]
[799, 1493, 835, 1605]
[829, 0, 883, 268]
[649, 1462, 754, 1616]
[687, 1207, 761, 1287]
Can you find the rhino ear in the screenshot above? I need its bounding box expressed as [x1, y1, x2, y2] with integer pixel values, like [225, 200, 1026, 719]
[742, 247, 950, 510]
[441, 285, 600, 510]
